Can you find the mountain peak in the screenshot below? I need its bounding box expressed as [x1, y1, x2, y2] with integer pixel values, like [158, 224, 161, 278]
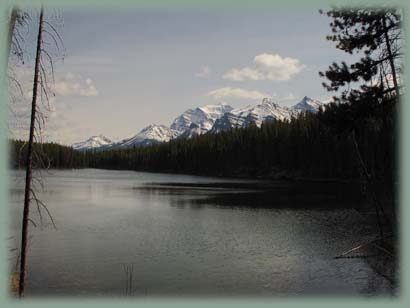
[72, 135, 113, 151]
[140, 124, 167, 132]
[211, 97, 290, 133]
[110, 124, 178, 149]
[170, 102, 233, 137]
[260, 97, 279, 108]
[291, 96, 323, 113]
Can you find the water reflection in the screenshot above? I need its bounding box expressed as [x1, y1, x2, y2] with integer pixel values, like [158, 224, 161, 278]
[135, 181, 365, 210]
[9, 169, 395, 296]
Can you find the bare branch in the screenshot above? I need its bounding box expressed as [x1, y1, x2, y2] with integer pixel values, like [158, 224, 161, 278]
[43, 20, 64, 50]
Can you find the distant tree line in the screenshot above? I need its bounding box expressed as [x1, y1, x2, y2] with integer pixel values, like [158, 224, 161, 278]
[10, 140, 89, 169]
[87, 98, 396, 181]
[10, 94, 397, 184]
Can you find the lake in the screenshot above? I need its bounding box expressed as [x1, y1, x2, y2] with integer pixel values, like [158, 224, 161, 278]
[8, 169, 395, 296]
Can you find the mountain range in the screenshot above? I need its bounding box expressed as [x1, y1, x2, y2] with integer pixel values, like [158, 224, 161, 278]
[72, 96, 324, 151]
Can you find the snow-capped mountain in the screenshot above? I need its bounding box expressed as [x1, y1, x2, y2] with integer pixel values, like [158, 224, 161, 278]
[107, 103, 232, 149]
[291, 96, 323, 114]
[210, 98, 291, 133]
[72, 96, 324, 151]
[106, 124, 178, 149]
[210, 97, 324, 133]
[171, 102, 233, 137]
[72, 135, 113, 151]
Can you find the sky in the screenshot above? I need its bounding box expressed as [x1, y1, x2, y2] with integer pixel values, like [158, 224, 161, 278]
[9, 7, 353, 145]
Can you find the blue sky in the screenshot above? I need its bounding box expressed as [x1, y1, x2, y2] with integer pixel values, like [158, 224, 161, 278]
[11, 7, 352, 145]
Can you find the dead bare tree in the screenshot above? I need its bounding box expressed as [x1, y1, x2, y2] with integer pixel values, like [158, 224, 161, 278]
[7, 6, 64, 297]
[18, 7, 44, 298]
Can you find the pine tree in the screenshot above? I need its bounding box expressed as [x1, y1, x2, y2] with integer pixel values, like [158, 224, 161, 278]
[319, 7, 402, 241]
[319, 8, 402, 105]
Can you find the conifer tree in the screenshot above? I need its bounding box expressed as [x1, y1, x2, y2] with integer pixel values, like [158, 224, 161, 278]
[319, 8, 402, 105]
[319, 8, 402, 240]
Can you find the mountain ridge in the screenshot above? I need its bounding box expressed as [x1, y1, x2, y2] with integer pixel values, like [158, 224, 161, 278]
[73, 96, 325, 151]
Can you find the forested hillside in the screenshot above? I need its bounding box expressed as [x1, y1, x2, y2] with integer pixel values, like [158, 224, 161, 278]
[11, 95, 396, 179]
[87, 98, 396, 181]
[10, 93, 397, 184]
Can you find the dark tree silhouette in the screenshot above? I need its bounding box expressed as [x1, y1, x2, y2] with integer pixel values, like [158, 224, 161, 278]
[18, 7, 45, 298]
[319, 7, 402, 241]
[319, 8, 402, 101]
[8, 6, 64, 297]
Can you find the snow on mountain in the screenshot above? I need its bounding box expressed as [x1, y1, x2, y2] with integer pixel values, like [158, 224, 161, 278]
[291, 96, 324, 114]
[72, 135, 113, 151]
[210, 97, 325, 133]
[211, 98, 292, 133]
[76, 103, 232, 150]
[72, 96, 324, 151]
[171, 102, 233, 137]
[106, 124, 178, 149]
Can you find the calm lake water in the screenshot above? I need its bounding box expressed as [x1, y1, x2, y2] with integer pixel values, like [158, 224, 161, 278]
[9, 169, 395, 296]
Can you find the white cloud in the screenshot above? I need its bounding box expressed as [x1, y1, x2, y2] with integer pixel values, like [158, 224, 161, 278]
[195, 65, 211, 78]
[208, 87, 271, 100]
[52, 73, 98, 97]
[223, 53, 305, 81]
[223, 67, 261, 81]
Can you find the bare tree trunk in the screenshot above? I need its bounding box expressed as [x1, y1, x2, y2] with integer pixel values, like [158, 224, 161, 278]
[18, 7, 43, 298]
[382, 15, 399, 95]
